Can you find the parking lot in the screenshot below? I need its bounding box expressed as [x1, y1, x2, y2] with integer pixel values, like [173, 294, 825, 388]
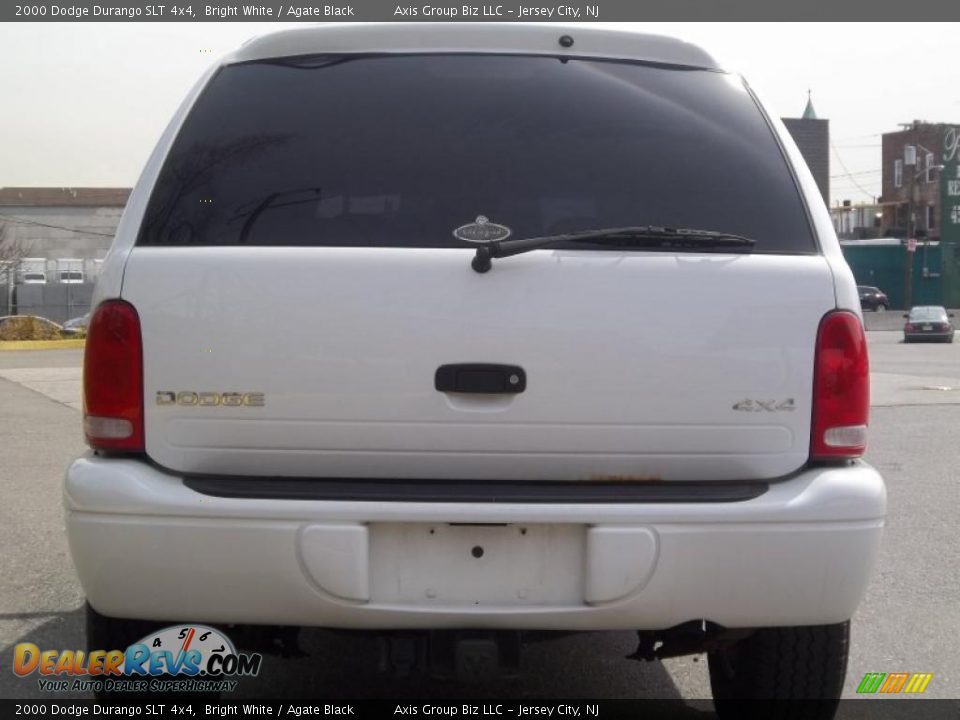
[1, 331, 958, 701]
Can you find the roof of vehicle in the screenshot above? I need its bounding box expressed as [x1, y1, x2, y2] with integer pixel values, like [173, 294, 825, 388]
[229, 24, 720, 70]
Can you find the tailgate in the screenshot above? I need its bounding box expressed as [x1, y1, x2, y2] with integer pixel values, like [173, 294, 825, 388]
[123, 247, 836, 482]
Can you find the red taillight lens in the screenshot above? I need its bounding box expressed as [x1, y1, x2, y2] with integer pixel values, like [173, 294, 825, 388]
[811, 311, 869, 460]
[83, 300, 144, 452]
[904, 323, 914, 332]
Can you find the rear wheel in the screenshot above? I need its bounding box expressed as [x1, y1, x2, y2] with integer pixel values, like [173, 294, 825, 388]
[86, 603, 158, 700]
[85, 603, 221, 702]
[708, 622, 849, 720]
[875, 303, 886, 312]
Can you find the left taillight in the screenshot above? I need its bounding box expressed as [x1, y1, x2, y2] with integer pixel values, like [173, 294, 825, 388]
[83, 300, 144, 452]
[810, 310, 869, 460]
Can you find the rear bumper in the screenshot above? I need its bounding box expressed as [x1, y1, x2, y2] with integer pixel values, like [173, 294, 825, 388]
[904, 331, 954, 341]
[65, 456, 885, 631]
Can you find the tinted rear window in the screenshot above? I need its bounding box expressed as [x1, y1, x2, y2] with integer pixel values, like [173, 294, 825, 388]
[139, 54, 815, 253]
[909, 307, 948, 321]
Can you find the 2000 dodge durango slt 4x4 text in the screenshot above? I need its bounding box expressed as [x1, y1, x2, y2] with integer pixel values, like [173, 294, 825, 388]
[65, 24, 886, 712]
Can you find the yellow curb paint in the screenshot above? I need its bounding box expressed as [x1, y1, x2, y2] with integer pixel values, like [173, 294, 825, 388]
[0, 339, 86, 351]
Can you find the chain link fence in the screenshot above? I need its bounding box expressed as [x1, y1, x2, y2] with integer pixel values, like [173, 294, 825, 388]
[0, 282, 94, 324]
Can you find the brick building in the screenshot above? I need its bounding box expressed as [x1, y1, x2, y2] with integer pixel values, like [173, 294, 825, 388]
[879, 121, 945, 239]
[782, 93, 830, 207]
[841, 121, 960, 309]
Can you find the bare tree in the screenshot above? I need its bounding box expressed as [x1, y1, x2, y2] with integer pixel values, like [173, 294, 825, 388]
[0, 221, 34, 313]
[0, 222, 33, 269]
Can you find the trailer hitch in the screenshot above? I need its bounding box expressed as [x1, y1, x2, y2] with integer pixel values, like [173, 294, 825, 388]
[628, 621, 753, 662]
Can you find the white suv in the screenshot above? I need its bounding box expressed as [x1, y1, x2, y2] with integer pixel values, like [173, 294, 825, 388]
[66, 24, 885, 711]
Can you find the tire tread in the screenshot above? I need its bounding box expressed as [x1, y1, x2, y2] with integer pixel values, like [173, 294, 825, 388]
[709, 622, 849, 720]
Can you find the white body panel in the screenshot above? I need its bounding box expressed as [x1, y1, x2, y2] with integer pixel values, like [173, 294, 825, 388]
[123, 248, 836, 481]
[231, 23, 718, 68]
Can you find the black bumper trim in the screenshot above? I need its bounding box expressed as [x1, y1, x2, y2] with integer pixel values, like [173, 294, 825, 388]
[182, 477, 769, 503]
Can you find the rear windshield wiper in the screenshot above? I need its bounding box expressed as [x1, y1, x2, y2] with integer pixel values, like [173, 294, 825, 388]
[471, 226, 756, 273]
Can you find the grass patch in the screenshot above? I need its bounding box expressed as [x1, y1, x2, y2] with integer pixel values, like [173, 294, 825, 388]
[0, 316, 81, 341]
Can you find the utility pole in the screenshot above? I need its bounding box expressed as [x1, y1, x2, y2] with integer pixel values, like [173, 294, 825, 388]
[903, 124, 918, 311]
[901, 123, 946, 311]
[904, 185, 915, 311]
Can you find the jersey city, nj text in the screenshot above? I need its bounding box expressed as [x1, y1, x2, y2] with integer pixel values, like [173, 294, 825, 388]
[393, 5, 599, 18]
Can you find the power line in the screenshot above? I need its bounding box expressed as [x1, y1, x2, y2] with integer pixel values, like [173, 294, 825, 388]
[833, 178, 882, 186]
[833, 133, 881, 141]
[830, 140, 877, 199]
[0, 213, 115, 238]
[830, 169, 881, 179]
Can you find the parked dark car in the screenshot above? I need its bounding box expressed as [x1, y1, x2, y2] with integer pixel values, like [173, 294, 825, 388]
[858, 285, 889, 311]
[903, 306, 955, 343]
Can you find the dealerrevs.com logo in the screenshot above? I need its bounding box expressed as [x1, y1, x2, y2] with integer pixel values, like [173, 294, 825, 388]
[13, 625, 262, 694]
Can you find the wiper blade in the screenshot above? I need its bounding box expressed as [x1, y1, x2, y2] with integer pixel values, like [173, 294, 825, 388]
[471, 226, 755, 273]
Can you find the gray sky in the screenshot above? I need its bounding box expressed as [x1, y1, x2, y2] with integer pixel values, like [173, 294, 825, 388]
[1, 22, 958, 205]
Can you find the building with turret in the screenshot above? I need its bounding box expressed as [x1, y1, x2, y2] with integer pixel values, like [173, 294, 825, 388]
[782, 92, 830, 206]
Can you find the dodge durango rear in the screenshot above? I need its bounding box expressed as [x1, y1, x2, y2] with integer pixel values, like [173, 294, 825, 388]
[65, 24, 886, 714]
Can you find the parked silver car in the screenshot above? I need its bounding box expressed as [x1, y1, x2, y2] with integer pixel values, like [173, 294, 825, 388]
[62, 313, 90, 335]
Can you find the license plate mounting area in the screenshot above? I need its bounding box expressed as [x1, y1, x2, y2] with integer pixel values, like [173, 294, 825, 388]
[369, 523, 585, 606]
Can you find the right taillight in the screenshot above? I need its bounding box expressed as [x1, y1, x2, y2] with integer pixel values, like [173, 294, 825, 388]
[811, 310, 869, 460]
[83, 299, 144, 452]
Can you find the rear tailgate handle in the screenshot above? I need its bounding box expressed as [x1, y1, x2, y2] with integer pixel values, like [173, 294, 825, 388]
[435, 364, 526, 394]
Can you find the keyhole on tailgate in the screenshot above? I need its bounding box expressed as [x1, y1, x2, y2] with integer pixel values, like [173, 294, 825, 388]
[471, 545, 484, 559]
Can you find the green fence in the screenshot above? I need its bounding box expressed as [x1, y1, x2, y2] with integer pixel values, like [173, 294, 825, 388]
[842, 243, 959, 309]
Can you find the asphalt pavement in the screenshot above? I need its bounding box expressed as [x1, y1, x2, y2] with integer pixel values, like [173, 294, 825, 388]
[0, 335, 957, 701]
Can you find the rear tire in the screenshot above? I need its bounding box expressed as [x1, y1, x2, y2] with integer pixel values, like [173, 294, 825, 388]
[85, 603, 221, 702]
[875, 304, 886, 312]
[708, 622, 849, 720]
[86, 603, 157, 700]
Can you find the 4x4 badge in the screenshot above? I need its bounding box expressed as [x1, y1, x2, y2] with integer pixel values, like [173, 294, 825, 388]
[453, 215, 512, 244]
[732, 398, 796, 412]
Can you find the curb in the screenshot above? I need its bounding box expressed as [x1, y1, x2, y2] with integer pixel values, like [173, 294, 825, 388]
[0, 339, 86, 351]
